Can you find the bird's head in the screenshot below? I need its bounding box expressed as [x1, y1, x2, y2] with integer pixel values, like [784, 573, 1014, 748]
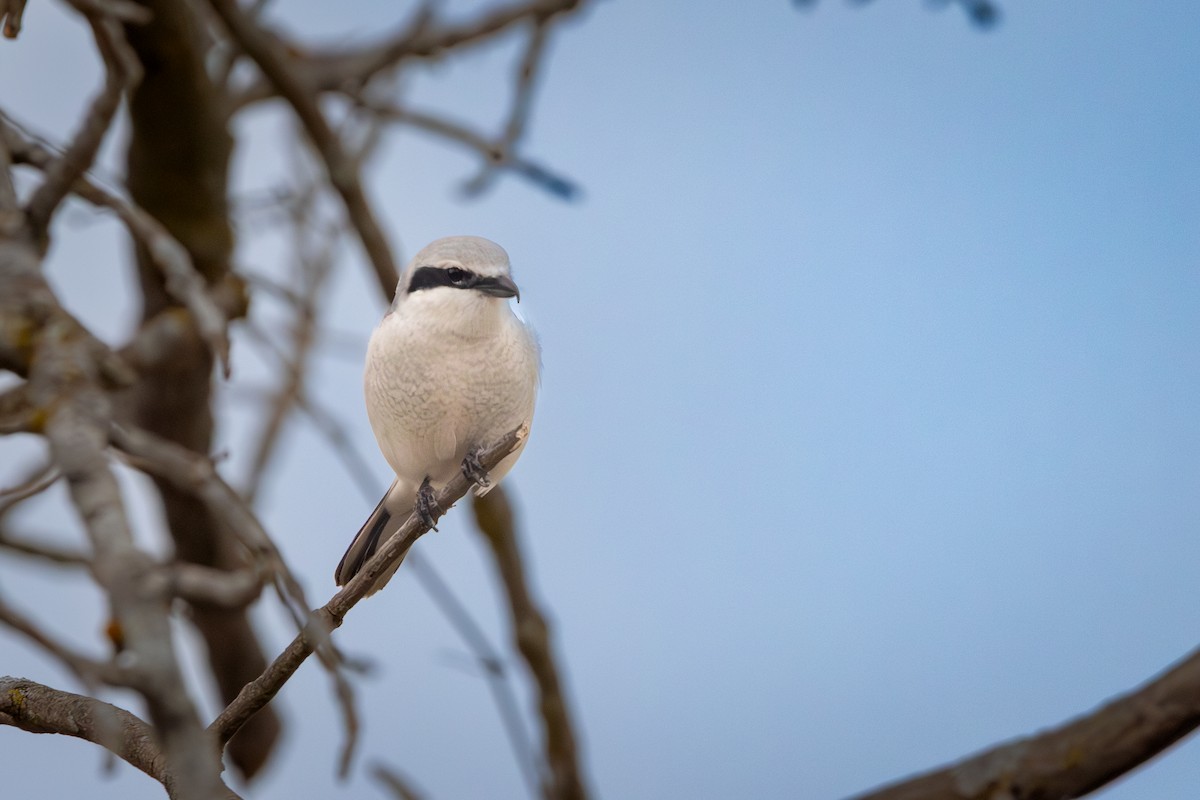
[395, 236, 521, 318]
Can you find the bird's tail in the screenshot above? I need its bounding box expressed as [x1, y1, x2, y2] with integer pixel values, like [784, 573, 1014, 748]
[335, 480, 411, 595]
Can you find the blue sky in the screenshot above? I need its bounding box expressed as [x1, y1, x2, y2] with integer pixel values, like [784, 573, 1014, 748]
[1, 1, 1198, 798]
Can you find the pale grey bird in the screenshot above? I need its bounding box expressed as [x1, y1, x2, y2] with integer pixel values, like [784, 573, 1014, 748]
[335, 236, 540, 592]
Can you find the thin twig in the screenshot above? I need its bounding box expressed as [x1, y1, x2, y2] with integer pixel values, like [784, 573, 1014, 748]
[461, 16, 552, 197]
[208, 423, 530, 748]
[24, 16, 140, 239]
[108, 420, 361, 775]
[21, 270, 225, 800]
[2, 118, 233, 376]
[206, 0, 401, 299]
[472, 488, 589, 800]
[0, 527, 91, 565]
[167, 563, 264, 609]
[372, 762, 428, 800]
[0, 594, 123, 685]
[242, 155, 339, 504]
[367, 103, 578, 201]
[0, 460, 59, 509]
[272, 370, 542, 794]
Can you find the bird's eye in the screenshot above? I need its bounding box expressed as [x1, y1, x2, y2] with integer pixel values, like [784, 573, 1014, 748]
[446, 267, 468, 284]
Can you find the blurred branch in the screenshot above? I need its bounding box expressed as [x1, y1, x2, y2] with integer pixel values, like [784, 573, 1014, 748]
[0, 594, 122, 685]
[206, 0, 401, 299]
[793, 0, 1000, 29]
[372, 762, 428, 800]
[108, 419, 362, 776]
[24, 299, 226, 800]
[24, 16, 140, 241]
[364, 103, 578, 201]
[241, 157, 340, 505]
[1, 118, 233, 375]
[0, 526, 91, 565]
[472, 488, 588, 800]
[850, 645, 1200, 800]
[251, 347, 543, 794]
[407, 550, 543, 798]
[0, 676, 243, 800]
[167, 563, 264, 609]
[1, 0, 27, 38]
[209, 423, 531, 749]
[0, 459, 59, 509]
[461, 16, 552, 197]
[108, 422, 309, 616]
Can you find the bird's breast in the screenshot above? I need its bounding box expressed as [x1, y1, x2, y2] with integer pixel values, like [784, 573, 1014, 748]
[363, 310, 538, 486]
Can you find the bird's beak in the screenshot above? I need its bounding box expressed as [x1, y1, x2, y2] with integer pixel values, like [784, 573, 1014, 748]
[475, 274, 520, 302]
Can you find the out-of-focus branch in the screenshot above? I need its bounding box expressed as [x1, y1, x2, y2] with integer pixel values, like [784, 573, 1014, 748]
[241, 173, 339, 504]
[1, 119, 233, 375]
[0, 526, 91, 565]
[108, 422, 308, 615]
[209, 423, 531, 748]
[365, 103, 578, 201]
[24, 16, 139, 241]
[1, 0, 27, 38]
[300, 0, 585, 93]
[244, 354, 542, 792]
[121, 0, 281, 769]
[372, 762, 428, 800]
[0, 594, 122, 685]
[110, 419, 362, 775]
[0, 676, 243, 800]
[25, 298, 226, 800]
[461, 16, 552, 197]
[206, 0, 401, 299]
[849, 645, 1200, 800]
[227, 1, 584, 202]
[472, 488, 589, 800]
[0, 459, 58, 508]
[167, 563, 264, 609]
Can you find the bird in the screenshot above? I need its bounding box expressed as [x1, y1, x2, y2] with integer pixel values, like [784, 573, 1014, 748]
[334, 235, 540, 593]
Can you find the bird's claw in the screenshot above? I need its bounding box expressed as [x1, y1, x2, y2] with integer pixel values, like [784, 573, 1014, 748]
[461, 447, 492, 490]
[416, 478, 440, 531]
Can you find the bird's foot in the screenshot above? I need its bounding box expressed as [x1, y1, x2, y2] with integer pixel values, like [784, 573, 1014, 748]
[416, 477, 440, 531]
[461, 446, 492, 490]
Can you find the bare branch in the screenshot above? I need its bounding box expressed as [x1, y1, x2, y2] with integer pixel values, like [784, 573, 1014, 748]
[0, 525, 91, 565]
[0, 115, 17, 205]
[0, 592, 123, 685]
[209, 423, 531, 749]
[462, 17, 552, 197]
[107, 422, 310, 617]
[0, 676, 243, 800]
[472, 487, 589, 800]
[1, 225, 224, 797]
[2, 117, 234, 375]
[108, 419, 362, 774]
[365, 103, 578, 201]
[1, 0, 27, 39]
[849, 645, 1200, 800]
[372, 762, 428, 800]
[241, 173, 339, 504]
[407, 549, 544, 797]
[206, 0, 401, 299]
[301, 0, 585, 93]
[0, 462, 59, 506]
[168, 563, 264, 609]
[62, 0, 153, 25]
[25, 17, 140, 239]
